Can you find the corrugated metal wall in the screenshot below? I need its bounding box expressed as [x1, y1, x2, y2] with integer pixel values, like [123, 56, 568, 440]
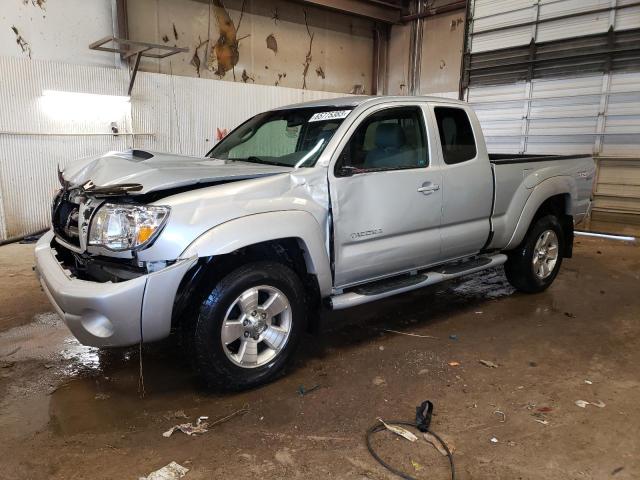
[465, 0, 640, 228]
[0, 56, 344, 241]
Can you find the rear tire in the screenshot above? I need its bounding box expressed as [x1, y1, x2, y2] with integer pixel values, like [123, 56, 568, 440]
[186, 261, 307, 391]
[505, 215, 564, 293]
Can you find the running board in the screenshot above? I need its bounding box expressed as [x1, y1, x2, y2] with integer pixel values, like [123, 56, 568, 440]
[329, 254, 507, 310]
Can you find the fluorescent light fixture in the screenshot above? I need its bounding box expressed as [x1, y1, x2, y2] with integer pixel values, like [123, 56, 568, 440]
[575, 231, 636, 242]
[40, 90, 131, 122]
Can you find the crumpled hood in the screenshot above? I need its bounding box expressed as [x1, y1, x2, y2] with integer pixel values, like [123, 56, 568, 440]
[62, 150, 292, 194]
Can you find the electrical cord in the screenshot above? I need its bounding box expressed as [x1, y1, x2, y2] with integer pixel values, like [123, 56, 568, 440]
[365, 401, 455, 480]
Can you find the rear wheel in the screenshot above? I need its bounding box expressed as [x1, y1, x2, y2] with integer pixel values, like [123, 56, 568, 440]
[187, 261, 306, 390]
[505, 215, 564, 293]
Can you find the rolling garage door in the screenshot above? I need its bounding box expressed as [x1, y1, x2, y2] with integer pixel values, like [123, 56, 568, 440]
[462, 0, 640, 230]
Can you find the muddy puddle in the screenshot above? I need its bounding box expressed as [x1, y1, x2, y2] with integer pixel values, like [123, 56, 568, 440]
[1, 266, 516, 440]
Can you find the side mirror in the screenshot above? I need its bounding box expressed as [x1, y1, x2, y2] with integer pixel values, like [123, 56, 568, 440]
[337, 165, 356, 177]
[336, 150, 355, 177]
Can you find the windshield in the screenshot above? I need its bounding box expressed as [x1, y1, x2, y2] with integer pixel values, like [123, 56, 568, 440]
[206, 107, 353, 168]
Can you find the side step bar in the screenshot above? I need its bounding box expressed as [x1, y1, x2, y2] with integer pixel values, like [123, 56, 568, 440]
[329, 253, 507, 310]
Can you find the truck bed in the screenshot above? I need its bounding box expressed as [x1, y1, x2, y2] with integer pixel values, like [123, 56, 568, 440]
[487, 152, 595, 250]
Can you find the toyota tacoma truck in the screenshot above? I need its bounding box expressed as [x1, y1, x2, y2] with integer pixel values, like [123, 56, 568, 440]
[35, 96, 595, 389]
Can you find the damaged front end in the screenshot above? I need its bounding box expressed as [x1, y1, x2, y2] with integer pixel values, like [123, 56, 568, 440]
[50, 179, 159, 283]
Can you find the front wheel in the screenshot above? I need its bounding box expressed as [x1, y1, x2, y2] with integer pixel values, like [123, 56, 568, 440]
[505, 215, 564, 293]
[187, 261, 307, 390]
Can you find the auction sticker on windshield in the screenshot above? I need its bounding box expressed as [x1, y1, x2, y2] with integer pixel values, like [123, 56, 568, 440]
[309, 110, 351, 122]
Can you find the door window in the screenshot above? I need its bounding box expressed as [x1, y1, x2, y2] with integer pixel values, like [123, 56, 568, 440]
[434, 107, 477, 165]
[335, 107, 428, 175]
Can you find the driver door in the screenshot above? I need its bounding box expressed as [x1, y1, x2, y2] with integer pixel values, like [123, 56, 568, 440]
[329, 105, 443, 288]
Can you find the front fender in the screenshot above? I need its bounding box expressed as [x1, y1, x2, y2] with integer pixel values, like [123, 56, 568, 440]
[504, 176, 576, 250]
[180, 210, 332, 296]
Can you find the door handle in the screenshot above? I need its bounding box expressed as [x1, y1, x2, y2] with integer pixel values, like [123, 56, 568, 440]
[417, 184, 440, 195]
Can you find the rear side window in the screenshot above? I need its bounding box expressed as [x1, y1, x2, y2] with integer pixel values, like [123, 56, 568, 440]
[434, 107, 477, 164]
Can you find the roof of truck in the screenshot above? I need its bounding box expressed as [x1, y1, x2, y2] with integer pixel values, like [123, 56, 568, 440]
[272, 95, 467, 110]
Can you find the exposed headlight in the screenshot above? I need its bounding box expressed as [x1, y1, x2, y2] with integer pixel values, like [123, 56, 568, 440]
[88, 203, 170, 251]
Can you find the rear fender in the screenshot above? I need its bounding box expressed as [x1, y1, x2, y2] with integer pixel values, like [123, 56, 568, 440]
[505, 177, 576, 250]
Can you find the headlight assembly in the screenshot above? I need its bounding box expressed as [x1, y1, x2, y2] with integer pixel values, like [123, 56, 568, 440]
[88, 203, 170, 251]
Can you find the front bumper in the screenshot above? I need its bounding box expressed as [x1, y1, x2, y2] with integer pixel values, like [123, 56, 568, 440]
[35, 231, 196, 347]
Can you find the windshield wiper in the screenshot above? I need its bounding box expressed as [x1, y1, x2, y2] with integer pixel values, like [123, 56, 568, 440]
[236, 156, 292, 168]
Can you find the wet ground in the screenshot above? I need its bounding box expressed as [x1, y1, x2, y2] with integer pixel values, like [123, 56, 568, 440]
[0, 237, 639, 479]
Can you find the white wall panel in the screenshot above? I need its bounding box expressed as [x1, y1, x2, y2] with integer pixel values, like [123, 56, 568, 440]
[473, 0, 534, 19]
[468, 72, 640, 157]
[470, 0, 640, 52]
[467, 0, 640, 224]
[0, 0, 117, 68]
[0, 57, 343, 240]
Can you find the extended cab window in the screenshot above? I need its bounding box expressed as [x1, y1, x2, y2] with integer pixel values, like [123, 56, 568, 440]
[434, 106, 477, 165]
[336, 107, 428, 175]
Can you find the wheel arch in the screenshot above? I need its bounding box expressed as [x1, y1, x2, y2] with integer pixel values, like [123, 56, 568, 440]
[172, 211, 331, 329]
[505, 177, 576, 256]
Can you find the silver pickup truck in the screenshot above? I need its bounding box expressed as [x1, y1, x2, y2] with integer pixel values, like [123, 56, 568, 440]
[35, 96, 595, 389]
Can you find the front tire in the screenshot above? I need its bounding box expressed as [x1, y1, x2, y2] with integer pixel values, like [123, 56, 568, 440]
[187, 261, 307, 390]
[505, 215, 564, 293]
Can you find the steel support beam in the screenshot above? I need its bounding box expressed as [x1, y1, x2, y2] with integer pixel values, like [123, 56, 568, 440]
[401, 0, 466, 22]
[292, 0, 402, 23]
[115, 0, 129, 60]
[371, 23, 390, 94]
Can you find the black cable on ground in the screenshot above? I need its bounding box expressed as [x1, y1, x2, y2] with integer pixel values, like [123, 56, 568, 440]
[365, 401, 455, 480]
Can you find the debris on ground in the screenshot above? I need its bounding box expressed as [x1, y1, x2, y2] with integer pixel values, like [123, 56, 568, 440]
[448, 361, 460, 367]
[377, 418, 417, 442]
[536, 406, 553, 413]
[584, 379, 593, 385]
[494, 410, 506, 422]
[139, 461, 189, 480]
[298, 384, 320, 396]
[163, 416, 209, 438]
[411, 459, 424, 471]
[418, 369, 429, 375]
[479, 359, 499, 368]
[449, 334, 458, 340]
[564, 312, 576, 318]
[372, 376, 386, 386]
[612, 466, 624, 475]
[163, 406, 249, 438]
[534, 419, 549, 425]
[94, 393, 110, 400]
[490, 436, 499, 444]
[575, 399, 605, 408]
[424, 432, 450, 456]
[383, 329, 437, 339]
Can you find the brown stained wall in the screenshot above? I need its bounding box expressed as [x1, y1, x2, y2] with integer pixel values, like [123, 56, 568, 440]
[419, 9, 465, 95]
[387, 5, 465, 97]
[128, 0, 374, 95]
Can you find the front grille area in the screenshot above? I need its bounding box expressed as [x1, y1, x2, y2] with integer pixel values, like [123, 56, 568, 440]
[52, 190, 81, 247]
[51, 238, 146, 283]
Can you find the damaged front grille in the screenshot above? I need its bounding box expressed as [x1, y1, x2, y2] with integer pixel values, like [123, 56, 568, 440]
[52, 237, 147, 283]
[52, 190, 81, 247]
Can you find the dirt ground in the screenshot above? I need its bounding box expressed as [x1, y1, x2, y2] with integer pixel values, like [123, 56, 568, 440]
[0, 236, 638, 479]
